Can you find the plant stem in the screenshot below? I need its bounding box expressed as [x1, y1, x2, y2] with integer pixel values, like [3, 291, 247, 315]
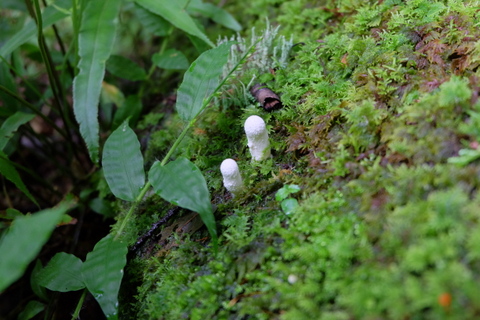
[0, 85, 69, 139]
[0, 55, 53, 109]
[71, 288, 87, 320]
[138, 26, 174, 98]
[115, 180, 151, 240]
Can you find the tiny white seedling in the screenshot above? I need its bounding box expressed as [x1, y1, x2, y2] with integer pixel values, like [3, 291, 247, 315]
[220, 158, 244, 197]
[244, 115, 271, 161]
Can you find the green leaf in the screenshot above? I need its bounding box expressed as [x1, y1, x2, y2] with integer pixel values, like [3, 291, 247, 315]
[3, 0, 27, 11]
[0, 150, 38, 206]
[102, 121, 145, 201]
[17, 300, 44, 320]
[5, 208, 22, 219]
[112, 94, 143, 130]
[152, 49, 189, 70]
[82, 234, 127, 320]
[36, 252, 85, 292]
[106, 55, 146, 81]
[89, 197, 114, 217]
[149, 157, 217, 242]
[0, 0, 71, 58]
[73, 0, 121, 163]
[0, 111, 35, 151]
[275, 184, 301, 202]
[187, 0, 242, 32]
[448, 148, 480, 167]
[135, 0, 214, 47]
[101, 82, 125, 108]
[281, 198, 299, 215]
[0, 198, 74, 291]
[176, 41, 233, 121]
[0, 61, 21, 113]
[30, 260, 48, 301]
[133, 4, 171, 37]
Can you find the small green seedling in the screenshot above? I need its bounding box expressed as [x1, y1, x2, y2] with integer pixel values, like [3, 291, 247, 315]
[448, 148, 480, 166]
[275, 184, 300, 215]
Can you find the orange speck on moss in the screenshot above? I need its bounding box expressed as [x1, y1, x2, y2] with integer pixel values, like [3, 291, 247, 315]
[438, 292, 452, 309]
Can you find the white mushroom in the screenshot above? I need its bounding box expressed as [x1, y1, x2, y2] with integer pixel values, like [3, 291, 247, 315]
[220, 158, 244, 197]
[244, 115, 271, 161]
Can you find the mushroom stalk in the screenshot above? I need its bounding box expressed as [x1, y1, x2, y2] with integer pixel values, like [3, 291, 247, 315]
[244, 115, 271, 161]
[220, 159, 244, 197]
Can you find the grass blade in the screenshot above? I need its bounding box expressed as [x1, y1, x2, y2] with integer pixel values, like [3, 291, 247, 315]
[102, 121, 145, 201]
[135, 0, 214, 47]
[0, 111, 35, 151]
[149, 157, 217, 245]
[0, 198, 75, 291]
[176, 41, 234, 122]
[73, 0, 121, 163]
[81, 234, 127, 320]
[0, 150, 38, 206]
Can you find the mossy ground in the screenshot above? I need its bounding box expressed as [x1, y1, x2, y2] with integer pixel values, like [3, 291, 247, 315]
[118, 1, 480, 319]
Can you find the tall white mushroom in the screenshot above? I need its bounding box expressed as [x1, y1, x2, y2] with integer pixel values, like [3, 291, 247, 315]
[244, 115, 271, 161]
[220, 158, 244, 197]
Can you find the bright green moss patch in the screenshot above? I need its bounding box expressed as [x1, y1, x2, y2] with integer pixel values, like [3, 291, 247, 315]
[119, 0, 480, 318]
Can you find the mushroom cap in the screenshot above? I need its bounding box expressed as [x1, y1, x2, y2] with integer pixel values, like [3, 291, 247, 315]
[244, 115, 266, 137]
[220, 158, 240, 178]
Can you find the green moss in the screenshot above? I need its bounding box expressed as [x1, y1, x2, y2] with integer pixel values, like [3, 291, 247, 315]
[119, 0, 480, 318]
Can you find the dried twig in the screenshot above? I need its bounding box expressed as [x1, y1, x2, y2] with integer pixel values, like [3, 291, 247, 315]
[130, 206, 180, 254]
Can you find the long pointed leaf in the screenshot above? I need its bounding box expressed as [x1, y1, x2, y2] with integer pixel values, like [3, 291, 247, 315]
[0, 0, 71, 58]
[148, 157, 217, 242]
[0, 198, 74, 291]
[187, 0, 242, 32]
[73, 0, 121, 163]
[133, 4, 170, 37]
[0, 150, 38, 206]
[36, 252, 85, 292]
[176, 41, 233, 121]
[135, 0, 214, 47]
[17, 301, 44, 320]
[102, 121, 145, 201]
[82, 234, 127, 320]
[0, 111, 35, 151]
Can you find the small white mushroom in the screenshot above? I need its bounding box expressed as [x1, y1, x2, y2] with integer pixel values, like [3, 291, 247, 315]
[244, 115, 271, 161]
[220, 158, 244, 197]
